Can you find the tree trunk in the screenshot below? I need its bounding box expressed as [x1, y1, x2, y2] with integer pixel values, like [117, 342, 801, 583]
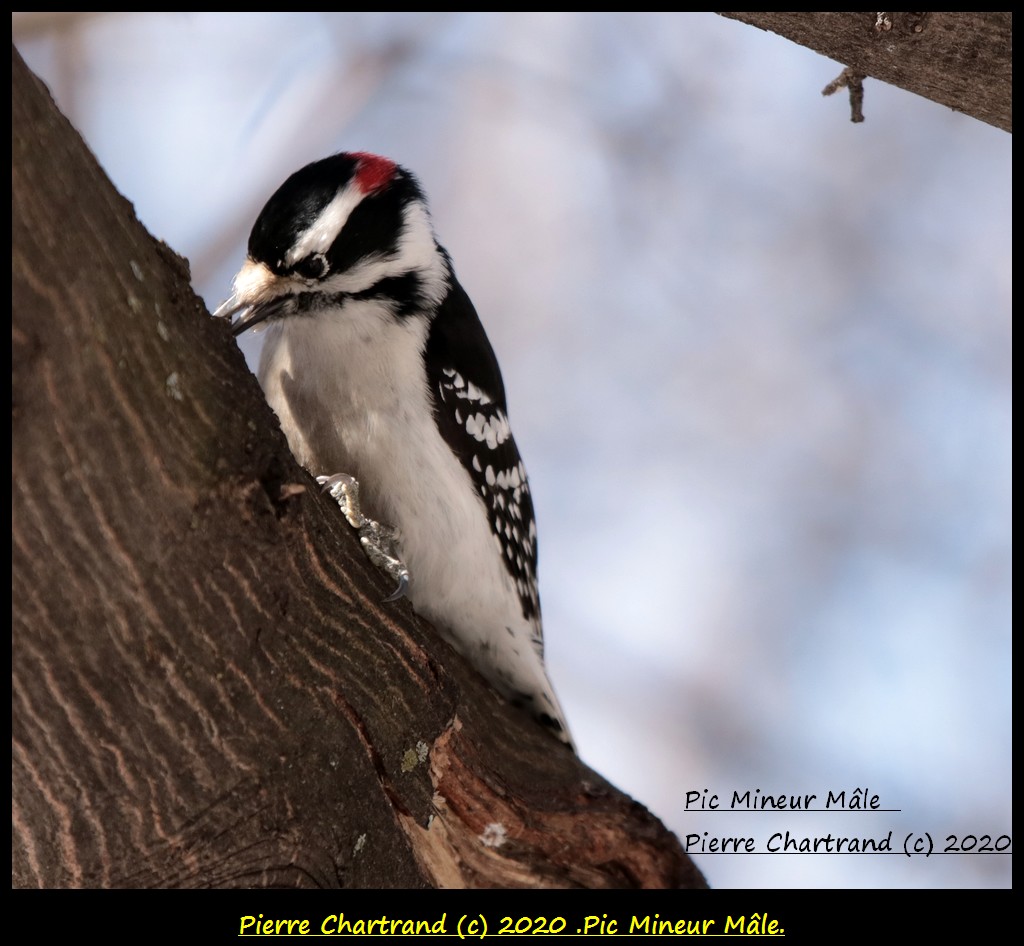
[11, 44, 705, 890]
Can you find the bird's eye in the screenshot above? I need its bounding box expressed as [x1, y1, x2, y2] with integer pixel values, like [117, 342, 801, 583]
[293, 254, 329, 280]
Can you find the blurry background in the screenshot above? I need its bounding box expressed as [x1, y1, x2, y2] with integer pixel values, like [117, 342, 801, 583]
[13, 12, 1010, 889]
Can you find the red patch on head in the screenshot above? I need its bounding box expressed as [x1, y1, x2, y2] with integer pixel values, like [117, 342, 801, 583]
[351, 152, 397, 195]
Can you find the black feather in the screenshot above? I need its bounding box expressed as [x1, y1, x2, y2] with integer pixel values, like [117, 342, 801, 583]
[424, 274, 541, 626]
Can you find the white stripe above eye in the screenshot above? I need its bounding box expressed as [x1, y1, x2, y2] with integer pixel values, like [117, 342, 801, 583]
[285, 183, 364, 268]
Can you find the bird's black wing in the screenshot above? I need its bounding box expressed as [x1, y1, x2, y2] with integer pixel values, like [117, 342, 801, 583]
[424, 273, 541, 627]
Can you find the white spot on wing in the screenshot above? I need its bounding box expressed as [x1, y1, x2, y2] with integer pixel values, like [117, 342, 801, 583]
[465, 381, 492, 405]
[464, 410, 511, 448]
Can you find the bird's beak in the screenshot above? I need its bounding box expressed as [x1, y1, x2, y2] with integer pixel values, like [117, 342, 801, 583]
[213, 293, 291, 337]
[212, 260, 288, 336]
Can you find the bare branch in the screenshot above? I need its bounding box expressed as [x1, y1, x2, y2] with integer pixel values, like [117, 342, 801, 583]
[720, 12, 1011, 131]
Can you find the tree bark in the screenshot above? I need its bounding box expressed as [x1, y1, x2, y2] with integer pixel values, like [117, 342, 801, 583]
[11, 45, 705, 890]
[719, 12, 1012, 132]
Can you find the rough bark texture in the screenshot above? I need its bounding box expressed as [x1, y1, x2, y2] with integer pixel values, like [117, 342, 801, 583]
[11, 45, 706, 890]
[720, 12, 1012, 132]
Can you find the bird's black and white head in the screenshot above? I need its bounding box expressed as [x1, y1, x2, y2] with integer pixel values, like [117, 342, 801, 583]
[215, 152, 450, 334]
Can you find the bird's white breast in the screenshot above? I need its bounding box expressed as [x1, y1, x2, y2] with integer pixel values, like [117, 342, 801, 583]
[257, 301, 541, 696]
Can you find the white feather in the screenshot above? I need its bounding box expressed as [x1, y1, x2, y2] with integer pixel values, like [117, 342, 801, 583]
[258, 297, 557, 706]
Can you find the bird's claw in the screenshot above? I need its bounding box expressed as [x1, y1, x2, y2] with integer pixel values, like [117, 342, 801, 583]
[383, 570, 410, 603]
[317, 473, 411, 602]
[316, 473, 363, 529]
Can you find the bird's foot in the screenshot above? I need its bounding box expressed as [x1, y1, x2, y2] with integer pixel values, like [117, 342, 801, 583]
[317, 473, 410, 602]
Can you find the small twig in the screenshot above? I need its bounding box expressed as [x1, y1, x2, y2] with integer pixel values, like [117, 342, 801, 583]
[822, 67, 866, 123]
